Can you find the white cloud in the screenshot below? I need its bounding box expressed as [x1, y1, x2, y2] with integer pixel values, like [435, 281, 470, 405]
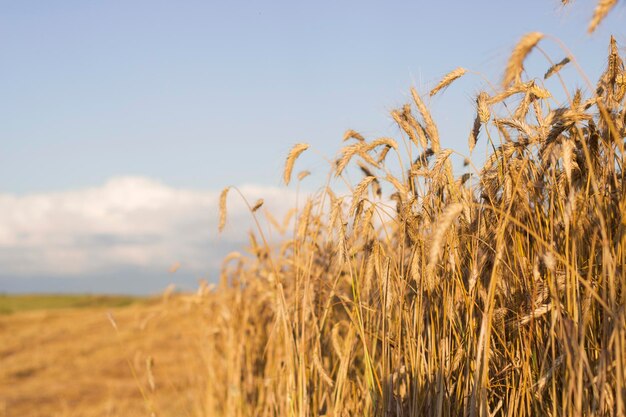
[0, 177, 300, 278]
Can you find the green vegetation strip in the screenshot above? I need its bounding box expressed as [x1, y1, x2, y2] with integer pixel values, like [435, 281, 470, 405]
[0, 294, 143, 315]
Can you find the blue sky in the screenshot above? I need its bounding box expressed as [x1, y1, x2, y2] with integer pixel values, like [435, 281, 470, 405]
[0, 1, 623, 293]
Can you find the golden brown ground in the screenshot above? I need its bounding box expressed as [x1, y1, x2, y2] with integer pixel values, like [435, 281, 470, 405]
[0, 296, 208, 417]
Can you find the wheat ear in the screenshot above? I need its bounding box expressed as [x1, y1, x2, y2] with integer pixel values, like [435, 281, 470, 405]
[589, 0, 617, 33]
[428, 203, 463, 272]
[284, 143, 309, 185]
[503, 32, 544, 88]
[430, 67, 467, 97]
[251, 199, 264, 213]
[544, 57, 571, 79]
[218, 186, 230, 232]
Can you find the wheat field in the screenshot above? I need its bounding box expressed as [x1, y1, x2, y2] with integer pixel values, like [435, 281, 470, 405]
[209, 30, 626, 417]
[0, 294, 213, 417]
[2, 3, 625, 417]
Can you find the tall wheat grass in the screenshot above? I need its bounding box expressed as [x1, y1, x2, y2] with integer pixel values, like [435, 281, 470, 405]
[202, 11, 626, 417]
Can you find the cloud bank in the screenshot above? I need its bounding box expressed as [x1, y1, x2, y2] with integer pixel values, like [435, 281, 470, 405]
[0, 177, 300, 292]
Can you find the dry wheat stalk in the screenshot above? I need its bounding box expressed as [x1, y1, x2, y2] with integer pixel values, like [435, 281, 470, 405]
[530, 84, 551, 99]
[410, 247, 422, 284]
[515, 90, 533, 120]
[411, 87, 441, 151]
[489, 81, 532, 104]
[376, 145, 392, 164]
[391, 108, 419, 147]
[503, 32, 544, 87]
[336, 143, 365, 176]
[562, 139, 575, 184]
[403, 106, 429, 148]
[343, 129, 365, 142]
[146, 356, 156, 391]
[284, 143, 309, 185]
[427, 203, 463, 273]
[589, 0, 618, 33]
[544, 57, 571, 79]
[357, 161, 381, 197]
[469, 115, 481, 153]
[386, 173, 408, 196]
[518, 303, 552, 325]
[218, 186, 230, 232]
[313, 350, 334, 387]
[365, 137, 399, 152]
[477, 92, 491, 123]
[350, 176, 376, 216]
[251, 199, 264, 212]
[607, 36, 623, 82]
[296, 199, 313, 239]
[430, 67, 467, 97]
[297, 170, 311, 181]
[264, 210, 284, 234]
[470, 92, 491, 153]
[327, 197, 343, 238]
[432, 149, 453, 173]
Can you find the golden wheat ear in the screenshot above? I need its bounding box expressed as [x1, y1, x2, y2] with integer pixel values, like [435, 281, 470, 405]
[503, 32, 543, 88]
[427, 203, 463, 272]
[251, 199, 264, 213]
[589, 0, 618, 33]
[283, 143, 309, 185]
[342, 129, 365, 142]
[297, 170, 311, 181]
[544, 57, 571, 80]
[218, 186, 230, 233]
[430, 67, 467, 97]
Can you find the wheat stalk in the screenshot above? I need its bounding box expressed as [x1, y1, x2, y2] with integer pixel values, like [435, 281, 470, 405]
[349, 176, 376, 216]
[503, 32, 544, 88]
[251, 199, 264, 213]
[365, 137, 398, 152]
[427, 203, 463, 272]
[430, 67, 467, 97]
[218, 186, 230, 232]
[284, 143, 309, 185]
[411, 87, 441, 151]
[297, 170, 311, 181]
[469, 92, 491, 153]
[469, 115, 481, 153]
[343, 129, 365, 142]
[544, 57, 571, 79]
[589, 0, 618, 33]
[336, 143, 364, 176]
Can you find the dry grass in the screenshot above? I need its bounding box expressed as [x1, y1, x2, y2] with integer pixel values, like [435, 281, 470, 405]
[0, 295, 210, 417]
[210, 34, 626, 417]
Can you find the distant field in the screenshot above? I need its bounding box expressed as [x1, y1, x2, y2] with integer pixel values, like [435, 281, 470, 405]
[0, 294, 208, 417]
[0, 294, 142, 315]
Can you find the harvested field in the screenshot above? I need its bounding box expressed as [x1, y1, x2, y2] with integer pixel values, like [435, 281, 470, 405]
[0, 296, 208, 417]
